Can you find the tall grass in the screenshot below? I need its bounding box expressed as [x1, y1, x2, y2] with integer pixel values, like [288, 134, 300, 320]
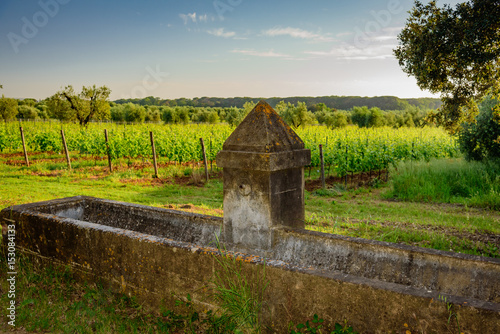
[0, 250, 268, 333]
[209, 236, 269, 334]
[388, 158, 500, 209]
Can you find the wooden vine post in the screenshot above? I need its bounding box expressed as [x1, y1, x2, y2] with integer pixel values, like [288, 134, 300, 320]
[19, 127, 29, 167]
[60, 129, 71, 170]
[319, 144, 325, 189]
[104, 129, 112, 172]
[200, 138, 209, 182]
[149, 131, 159, 178]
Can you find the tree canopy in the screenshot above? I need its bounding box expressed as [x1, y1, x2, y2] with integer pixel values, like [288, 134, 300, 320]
[276, 101, 315, 128]
[394, 0, 500, 132]
[58, 85, 111, 126]
[458, 95, 500, 161]
[0, 96, 18, 121]
[115, 95, 442, 111]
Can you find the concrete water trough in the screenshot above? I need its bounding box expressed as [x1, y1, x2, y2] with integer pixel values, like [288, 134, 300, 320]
[2, 101, 499, 333]
[2, 195, 499, 333]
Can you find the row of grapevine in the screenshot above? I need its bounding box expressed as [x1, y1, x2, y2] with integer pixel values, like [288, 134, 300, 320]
[300, 126, 459, 176]
[0, 122, 459, 176]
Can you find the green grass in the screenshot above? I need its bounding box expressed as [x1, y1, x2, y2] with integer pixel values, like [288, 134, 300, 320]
[386, 158, 500, 209]
[305, 183, 499, 257]
[0, 158, 224, 212]
[0, 252, 270, 334]
[0, 254, 182, 333]
[210, 236, 268, 334]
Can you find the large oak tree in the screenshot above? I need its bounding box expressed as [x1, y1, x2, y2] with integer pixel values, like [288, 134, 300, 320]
[394, 0, 500, 132]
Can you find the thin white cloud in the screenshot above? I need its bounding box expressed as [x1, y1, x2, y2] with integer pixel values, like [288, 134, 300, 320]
[263, 27, 335, 42]
[336, 31, 353, 37]
[374, 35, 397, 42]
[179, 12, 197, 24]
[207, 28, 236, 38]
[305, 43, 396, 60]
[179, 13, 215, 25]
[305, 26, 403, 60]
[231, 49, 291, 58]
[353, 26, 403, 46]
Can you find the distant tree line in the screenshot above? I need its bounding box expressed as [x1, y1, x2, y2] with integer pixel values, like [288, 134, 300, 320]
[0, 93, 435, 129]
[0, 85, 111, 126]
[0, 84, 440, 130]
[107, 100, 431, 129]
[114, 95, 442, 111]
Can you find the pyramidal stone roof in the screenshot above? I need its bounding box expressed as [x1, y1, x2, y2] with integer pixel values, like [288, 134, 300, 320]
[222, 100, 305, 153]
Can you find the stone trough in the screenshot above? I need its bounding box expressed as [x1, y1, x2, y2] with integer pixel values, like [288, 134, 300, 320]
[2, 101, 499, 333]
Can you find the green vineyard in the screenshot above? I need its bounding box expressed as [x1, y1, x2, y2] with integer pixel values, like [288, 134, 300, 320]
[0, 121, 459, 176]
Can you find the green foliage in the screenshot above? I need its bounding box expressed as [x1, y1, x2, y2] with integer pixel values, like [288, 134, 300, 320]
[117, 95, 442, 111]
[209, 235, 268, 334]
[325, 111, 348, 129]
[388, 158, 500, 210]
[59, 85, 111, 126]
[458, 95, 500, 161]
[110, 104, 126, 122]
[242, 101, 256, 115]
[395, 0, 500, 132]
[123, 103, 146, 123]
[290, 314, 324, 334]
[0, 254, 250, 333]
[207, 111, 220, 124]
[301, 126, 458, 176]
[309, 102, 331, 113]
[144, 106, 161, 123]
[290, 315, 358, 334]
[28, 91, 441, 129]
[191, 109, 220, 124]
[225, 107, 245, 126]
[368, 107, 385, 127]
[17, 105, 39, 119]
[351, 106, 371, 128]
[18, 98, 37, 107]
[349, 105, 429, 129]
[279, 101, 315, 128]
[0, 96, 18, 121]
[0, 255, 158, 333]
[0, 122, 459, 178]
[438, 295, 462, 334]
[159, 294, 242, 333]
[34, 102, 50, 119]
[331, 321, 358, 334]
[46, 94, 73, 121]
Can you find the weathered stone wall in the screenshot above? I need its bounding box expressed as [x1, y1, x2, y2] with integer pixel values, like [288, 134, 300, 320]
[2, 196, 499, 333]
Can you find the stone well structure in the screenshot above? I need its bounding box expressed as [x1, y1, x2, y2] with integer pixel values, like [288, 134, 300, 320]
[217, 100, 310, 254]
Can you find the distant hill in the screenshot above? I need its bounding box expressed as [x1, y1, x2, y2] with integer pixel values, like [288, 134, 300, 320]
[114, 95, 442, 111]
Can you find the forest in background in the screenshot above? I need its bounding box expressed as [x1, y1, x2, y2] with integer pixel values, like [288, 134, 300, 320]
[114, 95, 442, 111]
[1, 93, 440, 130]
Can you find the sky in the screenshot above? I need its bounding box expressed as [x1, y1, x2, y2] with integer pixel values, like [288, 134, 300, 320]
[0, 0, 463, 101]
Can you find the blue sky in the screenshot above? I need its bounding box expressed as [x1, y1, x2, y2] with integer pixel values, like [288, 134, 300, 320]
[0, 0, 462, 100]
